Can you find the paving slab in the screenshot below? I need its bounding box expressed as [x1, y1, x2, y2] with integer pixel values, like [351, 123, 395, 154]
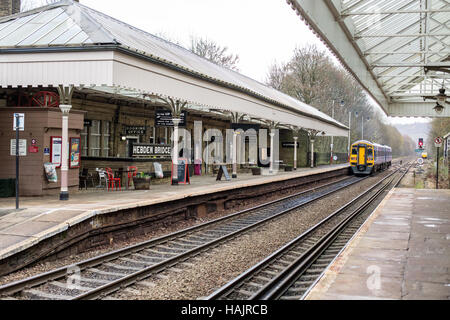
[0, 234, 33, 251]
[306, 188, 450, 300]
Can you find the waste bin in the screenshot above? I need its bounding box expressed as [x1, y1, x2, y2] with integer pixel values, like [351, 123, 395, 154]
[0, 179, 15, 198]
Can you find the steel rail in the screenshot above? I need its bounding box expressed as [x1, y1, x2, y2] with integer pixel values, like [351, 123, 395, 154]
[253, 163, 412, 300]
[207, 162, 410, 300]
[0, 174, 359, 299]
[71, 177, 364, 300]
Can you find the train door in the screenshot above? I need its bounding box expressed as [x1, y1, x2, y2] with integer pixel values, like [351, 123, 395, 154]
[358, 145, 366, 165]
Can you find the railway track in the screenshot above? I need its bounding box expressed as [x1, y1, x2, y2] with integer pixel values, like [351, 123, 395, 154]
[0, 173, 368, 300]
[207, 162, 412, 300]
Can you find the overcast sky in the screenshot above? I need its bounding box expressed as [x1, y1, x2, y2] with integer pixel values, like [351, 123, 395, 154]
[25, 0, 431, 125]
[80, 0, 325, 83]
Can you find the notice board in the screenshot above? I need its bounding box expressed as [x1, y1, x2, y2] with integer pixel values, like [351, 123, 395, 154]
[70, 137, 81, 169]
[171, 158, 190, 184]
[216, 165, 231, 181]
[50, 136, 62, 167]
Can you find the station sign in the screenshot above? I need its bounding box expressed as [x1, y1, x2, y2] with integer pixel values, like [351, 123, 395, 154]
[434, 136, 443, 148]
[282, 142, 300, 148]
[13, 113, 24, 131]
[125, 126, 146, 135]
[132, 143, 171, 157]
[155, 110, 187, 127]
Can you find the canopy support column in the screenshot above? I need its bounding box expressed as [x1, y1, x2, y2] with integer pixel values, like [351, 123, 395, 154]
[57, 85, 74, 200]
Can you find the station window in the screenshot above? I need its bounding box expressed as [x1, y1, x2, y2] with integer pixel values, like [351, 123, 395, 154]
[156, 127, 168, 144]
[90, 120, 101, 156]
[81, 125, 88, 156]
[149, 126, 155, 144]
[102, 121, 111, 157]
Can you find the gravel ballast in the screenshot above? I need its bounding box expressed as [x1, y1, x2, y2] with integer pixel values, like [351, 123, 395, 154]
[0, 168, 395, 300]
[109, 171, 392, 300]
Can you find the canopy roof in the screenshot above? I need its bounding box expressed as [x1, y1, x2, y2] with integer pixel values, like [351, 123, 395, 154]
[288, 0, 450, 117]
[0, 0, 348, 136]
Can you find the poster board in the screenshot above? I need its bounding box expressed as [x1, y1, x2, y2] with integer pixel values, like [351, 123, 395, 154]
[50, 136, 62, 168]
[153, 162, 164, 178]
[171, 158, 190, 184]
[216, 165, 231, 181]
[44, 162, 58, 183]
[70, 137, 81, 169]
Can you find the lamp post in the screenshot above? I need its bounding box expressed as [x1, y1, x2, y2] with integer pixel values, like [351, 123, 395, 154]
[354, 111, 370, 140]
[363, 116, 370, 140]
[59, 104, 72, 200]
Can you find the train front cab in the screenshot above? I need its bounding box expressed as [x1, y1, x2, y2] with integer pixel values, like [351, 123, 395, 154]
[350, 141, 374, 175]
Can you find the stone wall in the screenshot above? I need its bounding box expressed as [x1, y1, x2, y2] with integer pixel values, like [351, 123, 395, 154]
[0, 0, 20, 18]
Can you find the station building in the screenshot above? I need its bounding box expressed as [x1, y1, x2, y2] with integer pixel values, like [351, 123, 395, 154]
[0, 0, 348, 197]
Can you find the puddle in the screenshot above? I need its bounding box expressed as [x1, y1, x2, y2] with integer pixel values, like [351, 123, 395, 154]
[423, 218, 446, 222]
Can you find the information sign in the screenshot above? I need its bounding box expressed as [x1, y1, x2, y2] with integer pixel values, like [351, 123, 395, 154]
[10, 139, 27, 156]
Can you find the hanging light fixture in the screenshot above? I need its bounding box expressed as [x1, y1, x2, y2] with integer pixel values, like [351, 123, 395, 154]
[422, 85, 447, 114]
[436, 87, 446, 105]
[434, 87, 446, 114]
[433, 102, 444, 114]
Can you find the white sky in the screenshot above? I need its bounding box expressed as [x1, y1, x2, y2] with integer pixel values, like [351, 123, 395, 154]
[80, 0, 326, 83]
[27, 0, 431, 126]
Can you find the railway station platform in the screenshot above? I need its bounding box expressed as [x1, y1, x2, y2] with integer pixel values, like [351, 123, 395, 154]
[0, 163, 349, 275]
[306, 187, 450, 300]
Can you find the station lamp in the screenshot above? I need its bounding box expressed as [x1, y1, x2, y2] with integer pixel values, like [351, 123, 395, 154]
[436, 87, 447, 105]
[433, 87, 446, 114]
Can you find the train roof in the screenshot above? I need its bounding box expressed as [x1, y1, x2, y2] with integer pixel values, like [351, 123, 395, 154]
[351, 140, 391, 149]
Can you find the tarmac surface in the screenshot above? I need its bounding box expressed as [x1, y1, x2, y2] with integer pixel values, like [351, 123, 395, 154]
[306, 187, 450, 300]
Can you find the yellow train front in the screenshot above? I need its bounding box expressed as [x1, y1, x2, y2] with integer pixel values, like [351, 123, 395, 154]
[350, 140, 392, 175]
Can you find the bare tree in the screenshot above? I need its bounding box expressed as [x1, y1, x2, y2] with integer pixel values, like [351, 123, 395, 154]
[189, 36, 240, 71]
[265, 43, 415, 158]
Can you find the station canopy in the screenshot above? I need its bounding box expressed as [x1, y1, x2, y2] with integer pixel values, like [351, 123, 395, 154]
[0, 0, 348, 136]
[288, 0, 450, 117]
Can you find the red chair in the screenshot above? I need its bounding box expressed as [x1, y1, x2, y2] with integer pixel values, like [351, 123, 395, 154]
[127, 166, 138, 188]
[105, 167, 121, 191]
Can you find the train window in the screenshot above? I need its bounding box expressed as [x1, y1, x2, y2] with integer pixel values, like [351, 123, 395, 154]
[367, 149, 373, 156]
[351, 148, 357, 155]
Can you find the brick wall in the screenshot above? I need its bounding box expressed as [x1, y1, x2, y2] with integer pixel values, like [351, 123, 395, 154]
[0, 0, 20, 18]
[0, 107, 85, 196]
